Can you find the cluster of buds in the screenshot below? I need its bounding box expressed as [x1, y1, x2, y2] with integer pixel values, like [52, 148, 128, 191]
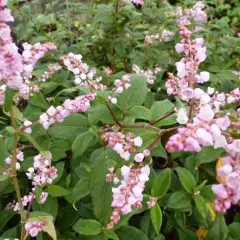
[0, 0, 24, 89]
[60, 53, 106, 90]
[212, 141, 240, 212]
[4, 149, 24, 172]
[0, 84, 6, 105]
[144, 30, 174, 44]
[40, 64, 62, 82]
[147, 196, 157, 209]
[107, 164, 150, 229]
[132, 64, 161, 85]
[173, 1, 207, 26]
[25, 221, 46, 237]
[16, 81, 40, 101]
[101, 132, 143, 161]
[106, 167, 120, 184]
[22, 42, 57, 79]
[39, 93, 95, 129]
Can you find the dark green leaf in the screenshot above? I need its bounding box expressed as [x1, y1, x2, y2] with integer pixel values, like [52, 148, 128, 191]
[73, 219, 102, 236]
[151, 204, 162, 235]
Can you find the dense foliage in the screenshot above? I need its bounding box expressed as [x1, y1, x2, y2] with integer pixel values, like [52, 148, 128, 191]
[0, 0, 240, 239]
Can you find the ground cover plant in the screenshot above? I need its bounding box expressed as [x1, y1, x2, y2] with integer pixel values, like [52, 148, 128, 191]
[0, 0, 240, 239]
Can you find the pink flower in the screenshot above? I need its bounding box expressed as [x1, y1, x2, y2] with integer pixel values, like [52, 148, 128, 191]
[196, 128, 213, 146]
[134, 153, 144, 163]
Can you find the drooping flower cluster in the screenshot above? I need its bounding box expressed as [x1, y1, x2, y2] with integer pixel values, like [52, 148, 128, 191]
[173, 1, 207, 26]
[101, 132, 143, 161]
[145, 30, 174, 44]
[39, 93, 95, 129]
[166, 105, 231, 152]
[212, 141, 240, 212]
[4, 149, 24, 172]
[0, 0, 24, 89]
[25, 221, 46, 237]
[22, 42, 57, 79]
[107, 164, 150, 229]
[132, 64, 161, 85]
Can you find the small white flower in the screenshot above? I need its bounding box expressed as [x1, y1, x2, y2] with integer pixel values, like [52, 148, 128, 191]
[176, 108, 188, 124]
[133, 137, 143, 147]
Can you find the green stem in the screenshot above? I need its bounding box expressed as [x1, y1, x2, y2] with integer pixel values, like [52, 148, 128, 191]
[10, 108, 26, 240]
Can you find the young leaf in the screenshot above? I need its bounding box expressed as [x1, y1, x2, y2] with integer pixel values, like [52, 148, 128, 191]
[73, 219, 102, 236]
[152, 168, 171, 198]
[150, 204, 162, 235]
[194, 195, 208, 219]
[175, 167, 197, 193]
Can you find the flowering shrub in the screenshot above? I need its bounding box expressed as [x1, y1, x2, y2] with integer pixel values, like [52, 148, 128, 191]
[0, 0, 240, 239]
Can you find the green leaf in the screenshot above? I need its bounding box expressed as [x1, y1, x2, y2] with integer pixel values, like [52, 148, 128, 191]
[196, 147, 224, 166]
[206, 214, 228, 240]
[152, 168, 171, 198]
[73, 219, 102, 236]
[72, 131, 97, 159]
[166, 191, 192, 211]
[90, 149, 116, 224]
[118, 74, 148, 111]
[47, 185, 70, 197]
[72, 178, 90, 202]
[151, 204, 162, 235]
[117, 226, 148, 240]
[150, 100, 175, 122]
[175, 167, 197, 193]
[103, 229, 119, 240]
[125, 106, 150, 120]
[48, 114, 89, 142]
[4, 87, 14, 112]
[228, 223, 240, 240]
[29, 93, 49, 110]
[0, 210, 16, 232]
[194, 195, 208, 219]
[4, 106, 24, 121]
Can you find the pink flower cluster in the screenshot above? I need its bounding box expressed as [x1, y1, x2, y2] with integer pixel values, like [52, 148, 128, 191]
[25, 221, 46, 237]
[26, 153, 57, 187]
[22, 42, 56, 79]
[107, 74, 131, 104]
[101, 132, 143, 161]
[107, 164, 150, 229]
[166, 105, 231, 152]
[123, 0, 144, 6]
[41, 64, 62, 82]
[166, 26, 208, 101]
[212, 140, 240, 212]
[174, 1, 207, 26]
[40, 93, 95, 129]
[6, 153, 57, 211]
[147, 196, 157, 209]
[145, 30, 174, 44]
[132, 64, 161, 85]
[4, 149, 24, 172]
[0, 0, 24, 89]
